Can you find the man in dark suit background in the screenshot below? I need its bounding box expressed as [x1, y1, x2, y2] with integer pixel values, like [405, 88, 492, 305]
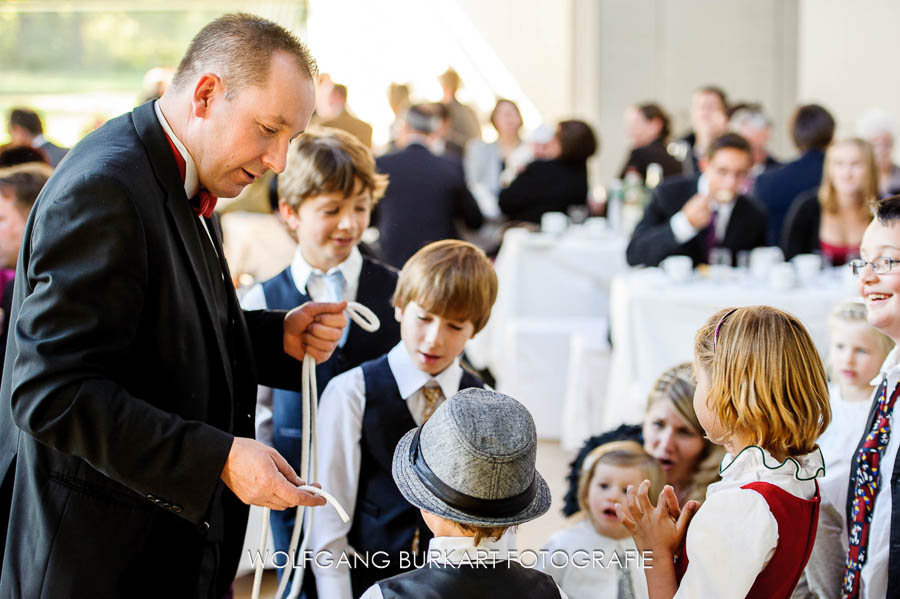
[626, 132, 768, 267]
[6, 107, 69, 167]
[753, 103, 835, 245]
[374, 104, 483, 268]
[0, 14, 348, 598]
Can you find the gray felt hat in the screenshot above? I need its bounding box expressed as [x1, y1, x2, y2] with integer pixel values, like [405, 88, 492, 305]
[391, 388, 552, 527]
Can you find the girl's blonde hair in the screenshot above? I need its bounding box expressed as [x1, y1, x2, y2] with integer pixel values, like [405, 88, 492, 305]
[645, 363, 724, 503]
[576, 441, 664, 515]
[828, 298, 895, 358]
[818, 138, 878, 222]
[694, 306, 831, 457]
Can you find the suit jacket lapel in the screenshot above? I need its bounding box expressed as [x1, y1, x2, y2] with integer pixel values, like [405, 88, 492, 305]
[132, 102, 234, 399]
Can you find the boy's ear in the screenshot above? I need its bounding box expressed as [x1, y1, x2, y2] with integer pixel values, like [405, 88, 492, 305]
[394, 305, 403, 323]
[278, 201, 300, 230]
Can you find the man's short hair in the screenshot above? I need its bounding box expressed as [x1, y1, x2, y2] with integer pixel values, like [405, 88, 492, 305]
[791, 104, 835, 152]
[9, 108, 43, 136]
[556, 120, 598, 164]
[0, 145, 50, 168]
[170, 13, 317, 99]
[0, 162, 53, 214]
[695, 85, 728, 112]
[278, 127, 388, 211]
[706, 132, 752, 160]
[403, 104, 439, 135]
[392, 240, 498, 334]
[873, 194, 900, 225]
[729, 104, 771, 131]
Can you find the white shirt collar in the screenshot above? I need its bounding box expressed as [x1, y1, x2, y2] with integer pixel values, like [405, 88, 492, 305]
[718, 445, 825, 484]
[154, 100, 199, 198]
[290, 245, 363, 297]
[425, 535, 511, 565]
[873, 344, 900, 386]
[387, 341, 463, 400]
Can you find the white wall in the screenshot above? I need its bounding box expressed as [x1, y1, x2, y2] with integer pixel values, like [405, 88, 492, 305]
[799, 0, 900, 144]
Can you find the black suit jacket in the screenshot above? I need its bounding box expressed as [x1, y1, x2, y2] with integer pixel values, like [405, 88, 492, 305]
[626, 175, 768, 267]
[0, 102, 302, 598]
[619, 137, 683, 181]
[753, 149, 825, 245]
[375, 143, 483, 268]
[498, 158, 589, 224]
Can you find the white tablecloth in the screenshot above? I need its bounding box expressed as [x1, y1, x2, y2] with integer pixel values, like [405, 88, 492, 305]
[605, 267, 859, 429]
[465, 226, 628, 439]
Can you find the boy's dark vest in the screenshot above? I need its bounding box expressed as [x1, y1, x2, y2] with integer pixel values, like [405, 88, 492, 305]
[260, 257, 400, 470]
[348, 355, 484, 596]
[377, 561, 562, 598]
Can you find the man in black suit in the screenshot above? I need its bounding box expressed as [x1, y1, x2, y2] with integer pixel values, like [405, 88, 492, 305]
[626, 132, 768, 268]
[374, 104, 483, 268]
[0, 14, 349, 598]
[7, 107, 69, 167]
[753, 103, 835, 245]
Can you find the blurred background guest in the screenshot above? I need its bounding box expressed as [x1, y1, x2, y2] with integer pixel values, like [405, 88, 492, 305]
[137, 66, 174, 105]
[857, 108, 900, 197]
[499, 119, 597, 224]
[619, 102, 683, 181]
[6, 108, 68, 167]
[320, 83, 374, 148]
[465, 98, 525, 220]
[429, 102, 465, 161]
[0, 145, 50, 168]
[781, 138, 876, 264]
[500, 123, 556, 187]
[563, 363, 724, 512]
[386, 82, 411, 152]
[626, 133, 767, 267]
[674, 85, 729, 175]
[0, 162, 52, 384]
[374, 104, 483, 267]
[438, 67, 482, 151]
[729, 103, 780, 189]
[754, 103, 836, 245]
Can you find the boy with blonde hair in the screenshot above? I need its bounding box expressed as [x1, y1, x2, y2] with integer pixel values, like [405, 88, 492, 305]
[240, 126, 400, 560]
[309, 239, 498, 598]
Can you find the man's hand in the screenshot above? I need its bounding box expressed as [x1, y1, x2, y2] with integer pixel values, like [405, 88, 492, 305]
[681, 193, 713, 230]
[284, 301, 348, 364]
[221, 437, 326, 509]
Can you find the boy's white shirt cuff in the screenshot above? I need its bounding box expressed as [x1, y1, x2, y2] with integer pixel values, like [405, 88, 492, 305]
[670, 211, 699, 244]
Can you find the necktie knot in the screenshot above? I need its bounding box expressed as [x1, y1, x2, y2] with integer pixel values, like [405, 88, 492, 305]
[422, 385, 444, 423]
[192, 189, 218, 219]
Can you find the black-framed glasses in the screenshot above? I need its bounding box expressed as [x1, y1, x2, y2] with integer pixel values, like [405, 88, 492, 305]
[849, 257, 900, 276]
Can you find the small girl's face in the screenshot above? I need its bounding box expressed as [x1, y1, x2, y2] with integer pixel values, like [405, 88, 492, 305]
[587, 463, 645, 540]
[692, 363, 722, 443]
[830, 320, 887, 389]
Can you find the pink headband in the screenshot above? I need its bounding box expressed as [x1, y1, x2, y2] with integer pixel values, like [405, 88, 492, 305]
[714, 308, 739, 351]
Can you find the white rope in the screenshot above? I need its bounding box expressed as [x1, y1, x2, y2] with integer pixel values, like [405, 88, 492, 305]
[252, 302, 380, 599]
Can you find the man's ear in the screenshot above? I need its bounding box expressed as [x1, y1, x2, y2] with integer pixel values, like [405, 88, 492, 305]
[698, 156, 709, 173]
[191, 73, 222, 118]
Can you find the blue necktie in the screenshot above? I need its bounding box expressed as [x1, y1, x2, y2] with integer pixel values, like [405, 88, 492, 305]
[317, 270, 349, 347]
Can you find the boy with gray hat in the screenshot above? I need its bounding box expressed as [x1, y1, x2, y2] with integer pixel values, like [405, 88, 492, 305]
[361, 388, 567, 598]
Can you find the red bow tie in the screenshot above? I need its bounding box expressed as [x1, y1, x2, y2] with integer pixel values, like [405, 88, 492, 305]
[161, 129, 218, 218]
[192, 189, 218, 219]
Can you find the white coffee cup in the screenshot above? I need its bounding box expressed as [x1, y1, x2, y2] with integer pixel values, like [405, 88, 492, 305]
[661, 255, 693, 282]
[750, 246, 784, 279]
[541, 212, 569, 235]
[792, 253, 823, 283]
[585, 217, 608, 236]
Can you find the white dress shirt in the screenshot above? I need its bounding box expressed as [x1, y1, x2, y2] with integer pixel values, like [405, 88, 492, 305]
[674, 446, 824, 598]
[359, 536, 569, 599]
[239, 246, 363, 444]
[859, 346, 900, 599]
[309, 342, 465, 599]
[669, 199, 735, 245]
[539, 518, 647, 599]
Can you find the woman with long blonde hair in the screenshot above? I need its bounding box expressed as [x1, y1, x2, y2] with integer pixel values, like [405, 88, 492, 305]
[782, 137, 878, 264]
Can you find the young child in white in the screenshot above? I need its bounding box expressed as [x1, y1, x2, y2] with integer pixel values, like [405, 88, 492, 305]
[617, 306, 831, 599]
[541, 440, 662, 599]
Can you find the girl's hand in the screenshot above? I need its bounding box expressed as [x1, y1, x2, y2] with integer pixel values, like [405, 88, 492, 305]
[615, 480, 700, 557]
